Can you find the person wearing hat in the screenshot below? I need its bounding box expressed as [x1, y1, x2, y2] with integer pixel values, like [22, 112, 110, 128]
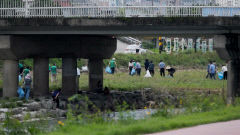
[24, 73, 32, 100]
[109, 58, 117, 74]
[166, 66, 176, 77]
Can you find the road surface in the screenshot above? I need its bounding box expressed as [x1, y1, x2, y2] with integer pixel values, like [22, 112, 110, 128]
[146, 120, 240, 135]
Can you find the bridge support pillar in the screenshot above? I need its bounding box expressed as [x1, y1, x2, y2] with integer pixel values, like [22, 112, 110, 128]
[62, 57, 77, 96]
[227, 60, 240, 104]
[3, 60, 18, 97]
[33, 57, 49, 96]
[88, 59, 103, 91]
[214, 34, 240, 104]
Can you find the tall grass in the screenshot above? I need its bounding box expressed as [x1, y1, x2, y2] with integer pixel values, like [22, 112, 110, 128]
[79, 70, 226, 91]
[104, 51, 224, 68]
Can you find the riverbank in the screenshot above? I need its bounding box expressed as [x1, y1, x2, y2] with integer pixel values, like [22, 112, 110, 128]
[43, 98, 240, 135]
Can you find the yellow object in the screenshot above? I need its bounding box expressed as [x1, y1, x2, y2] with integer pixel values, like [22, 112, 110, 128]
[147, 111, 151, 115]
[159, 36, 163, 46]
[144, 106, 147, 109]
[58, 121, 64, 126]
[180, 99, 183, 105]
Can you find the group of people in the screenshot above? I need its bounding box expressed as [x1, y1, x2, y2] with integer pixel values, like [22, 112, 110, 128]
[128, 60, 142, 76]
[144, 59, 176, 77]
[17, 63, 81, 108]
[108, 58, 176, 77]
[206, 61, 228, 80]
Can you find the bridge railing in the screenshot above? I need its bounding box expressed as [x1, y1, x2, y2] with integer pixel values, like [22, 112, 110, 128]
[0, 0, 239, 18]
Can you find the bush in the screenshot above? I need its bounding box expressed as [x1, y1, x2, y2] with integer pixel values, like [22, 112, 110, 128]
[142, 41, 155, 49]
[19, 58, 87, 69]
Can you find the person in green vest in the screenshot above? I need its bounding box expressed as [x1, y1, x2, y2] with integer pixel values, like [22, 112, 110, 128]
[133, 60, 136, 69]
[109, 58, 117, 74]
[23, 66, 30, 78]
[51, 64, 57, 83]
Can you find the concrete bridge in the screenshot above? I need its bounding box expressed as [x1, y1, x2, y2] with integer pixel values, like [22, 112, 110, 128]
[0, 5, 239, 103]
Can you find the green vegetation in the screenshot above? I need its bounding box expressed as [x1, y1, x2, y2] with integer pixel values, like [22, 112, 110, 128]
[42, 95, 240, 135]
[45, 106, 240, 135]
[142, 41, 156, 49]
[0, 112, 46, 135]
[104, 51, 224, 68]
[18, 58, 87, 70]
[46, 69, 227, 91]
[79, 70, 226, 91]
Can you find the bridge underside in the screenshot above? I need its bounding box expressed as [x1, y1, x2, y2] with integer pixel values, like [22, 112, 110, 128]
[0, 35, 116, 97]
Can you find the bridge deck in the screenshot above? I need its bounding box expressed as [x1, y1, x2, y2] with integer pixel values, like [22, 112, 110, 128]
[0, 17, 239, 35]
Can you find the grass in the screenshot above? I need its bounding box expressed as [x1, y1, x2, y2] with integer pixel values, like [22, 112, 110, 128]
[0, 69, 226, 92]
[78, 69, 226, 91]
[103, 51, 224, 69]
[43, 105, 240, 135]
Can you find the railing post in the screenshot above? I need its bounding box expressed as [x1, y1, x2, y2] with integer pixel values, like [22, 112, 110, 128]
[24, 0, 29, 17]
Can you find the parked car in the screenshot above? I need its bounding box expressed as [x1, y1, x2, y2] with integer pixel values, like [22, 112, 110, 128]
[124, 44, 146, 54]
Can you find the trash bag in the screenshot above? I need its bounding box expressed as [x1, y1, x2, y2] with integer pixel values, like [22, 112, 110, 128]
[81, 66, 88, 72]
[131, 68, 136, 75]
[144, 70, 152, 78]
[18, 75, 22, 82]
[17, 87, 25, 98]
[105, 66, 112, 74]
[218, 72, 223, 80]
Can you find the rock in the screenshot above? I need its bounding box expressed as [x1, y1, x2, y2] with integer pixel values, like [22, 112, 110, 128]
[0, 108, 9, 113]
[12, 114, 24, 121]
[0, 113, 6, 121]
[41, 99, 53, 109]
[48, 109, 66, 118]
[59, 100, 68, 109]
[57, 109, 67, 117]
[24, 102, 41, 111]
[11, 107, 23, 115]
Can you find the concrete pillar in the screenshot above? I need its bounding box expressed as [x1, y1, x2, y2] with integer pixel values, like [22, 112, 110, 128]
[33, 57, 49, 96]
[227, 60, 240, 104]
[3, 60, 18, 97]
[88, 59, 103, 91]
[62, 57, 77, 96]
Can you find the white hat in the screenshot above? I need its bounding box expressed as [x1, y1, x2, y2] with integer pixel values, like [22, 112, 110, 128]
[112, 58, 116, 60]
[166, 66, 171, 70]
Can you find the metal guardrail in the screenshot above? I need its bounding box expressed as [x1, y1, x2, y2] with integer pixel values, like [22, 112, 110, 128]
[119, 37, 142, 45]
[0, 0, 239, 18]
